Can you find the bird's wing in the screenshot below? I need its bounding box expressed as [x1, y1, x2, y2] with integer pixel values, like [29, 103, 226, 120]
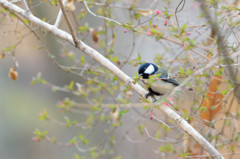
[161, 78, 179, 86]
[155, 69, 179, 86]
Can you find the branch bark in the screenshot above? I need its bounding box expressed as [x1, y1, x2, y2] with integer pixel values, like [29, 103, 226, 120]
[0, 1, 224, 158]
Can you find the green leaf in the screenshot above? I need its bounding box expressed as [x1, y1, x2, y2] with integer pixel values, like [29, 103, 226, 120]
[159, 144, 173, 152]
[137, 53, 141, 62]
[64, 116, 71, 127]
[38, 110, 49, 120]
[69, 137, 78, 144]
[110, 135, 115, 146]
[155, 130, 161, 139]
[179, 152, 191, 157]
[144, 106, 150, 110]
[78, 25, 89, 33]
[138, 124, 145, 135]
[24, 19, 30, 24]
[114, 156, 122, 159]
[66, 81, 74, 90]
[99, 115, 106, 122]
[178, 67, 184, 76]
[80, 56, 85, 65]
[33, 128, 48, 139]
[221, 89, 228, 95]
[149, 29, 159, 34]
[78, 133, 89, 144]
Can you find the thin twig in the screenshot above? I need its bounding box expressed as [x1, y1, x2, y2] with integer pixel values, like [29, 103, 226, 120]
[175, 0, 185, 27]
[152, 114, 177, 129]
[21, 0, 31, 13]
[83, 0, 122, 25]
[144, 128, 189, 143]
[58, 0, 79, 47]
[54, 0, 68, 27]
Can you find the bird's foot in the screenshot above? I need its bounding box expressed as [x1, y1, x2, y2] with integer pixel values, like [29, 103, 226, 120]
[145, 93, 154, 99]
[145, 93, 157, 102]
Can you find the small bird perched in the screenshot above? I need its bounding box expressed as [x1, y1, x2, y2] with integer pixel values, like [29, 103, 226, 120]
[138, 63, 180, 98]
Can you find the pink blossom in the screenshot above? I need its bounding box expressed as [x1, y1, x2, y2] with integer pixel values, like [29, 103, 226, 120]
[123, 29, 129, 33]
[168, 97, 173, 103]
[60, 53, 65, 57]
[150, 111, 153, 120]
[147, 30, 153, 35]
[32, 137, 41, 142]
[58, 101, 64, 106]
[164, 102, 172, 107]
[164, 19, 168, 26]
[183, 32, 191, 36]
[155, 9, 164, 15]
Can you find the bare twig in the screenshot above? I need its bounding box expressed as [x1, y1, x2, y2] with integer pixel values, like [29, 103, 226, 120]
[54, 0, 67, 27]
[21, 0, 31, 13]
[83, 0, 122, 25]
[174, 0, 185, 27]
[58, 0, 79, 47]
[144, 128, 188, 143]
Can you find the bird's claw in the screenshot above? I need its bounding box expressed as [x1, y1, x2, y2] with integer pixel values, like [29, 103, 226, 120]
[145, 93, 154, 99]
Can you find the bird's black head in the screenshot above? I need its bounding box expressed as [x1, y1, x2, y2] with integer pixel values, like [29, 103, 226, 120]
[138, 63, 159, 79]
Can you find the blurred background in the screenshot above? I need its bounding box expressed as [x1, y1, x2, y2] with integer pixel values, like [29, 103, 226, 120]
[1, 0, 240, 159]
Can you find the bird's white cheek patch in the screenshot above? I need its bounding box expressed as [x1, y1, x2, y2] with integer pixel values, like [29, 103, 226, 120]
[144, 64, 154, 74]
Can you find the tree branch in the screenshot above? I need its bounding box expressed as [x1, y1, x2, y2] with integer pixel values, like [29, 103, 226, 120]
[0, 1, 224, 158]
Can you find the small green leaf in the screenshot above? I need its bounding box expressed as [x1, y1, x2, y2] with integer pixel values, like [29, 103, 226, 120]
[69, 137, 78, 145]
[38, 110, 49, 120]
[110, 135, 115, 146]
[80, 56, 85, 65]
[155, 130, 161, 139]
[138, 124, 145, 135]
[66, 81, 75, 90]
[159, 144, 173, 152]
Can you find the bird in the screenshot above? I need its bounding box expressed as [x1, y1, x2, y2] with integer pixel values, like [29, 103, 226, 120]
[138, 63, 180, 98]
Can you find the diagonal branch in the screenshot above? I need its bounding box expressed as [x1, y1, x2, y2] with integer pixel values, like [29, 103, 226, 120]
[0, 1, 224, 158]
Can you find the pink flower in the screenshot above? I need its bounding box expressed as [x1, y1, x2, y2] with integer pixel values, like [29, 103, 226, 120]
[155, 9, 164, 15]
[183, 32, 191, 36]
[164, 19, 168, 26]
[123, 29, 129, 33]
[150, 111, 153, 120]
[168, 97, 173, 103]
[164, 102, 172, 107]
[32, 137, 41, 142]
[147, 30, 153, 35]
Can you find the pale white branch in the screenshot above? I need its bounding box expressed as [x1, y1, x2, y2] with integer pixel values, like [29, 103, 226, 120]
[54, 0, 67, 27]
[144, 128, 181, 143]
[21, 0, 31, 13]
[74, 143, 95, 152]
[152, 114, 177, 129]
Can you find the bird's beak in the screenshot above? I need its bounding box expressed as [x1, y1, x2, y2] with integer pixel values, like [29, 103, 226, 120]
[139, 74, 143, 79]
